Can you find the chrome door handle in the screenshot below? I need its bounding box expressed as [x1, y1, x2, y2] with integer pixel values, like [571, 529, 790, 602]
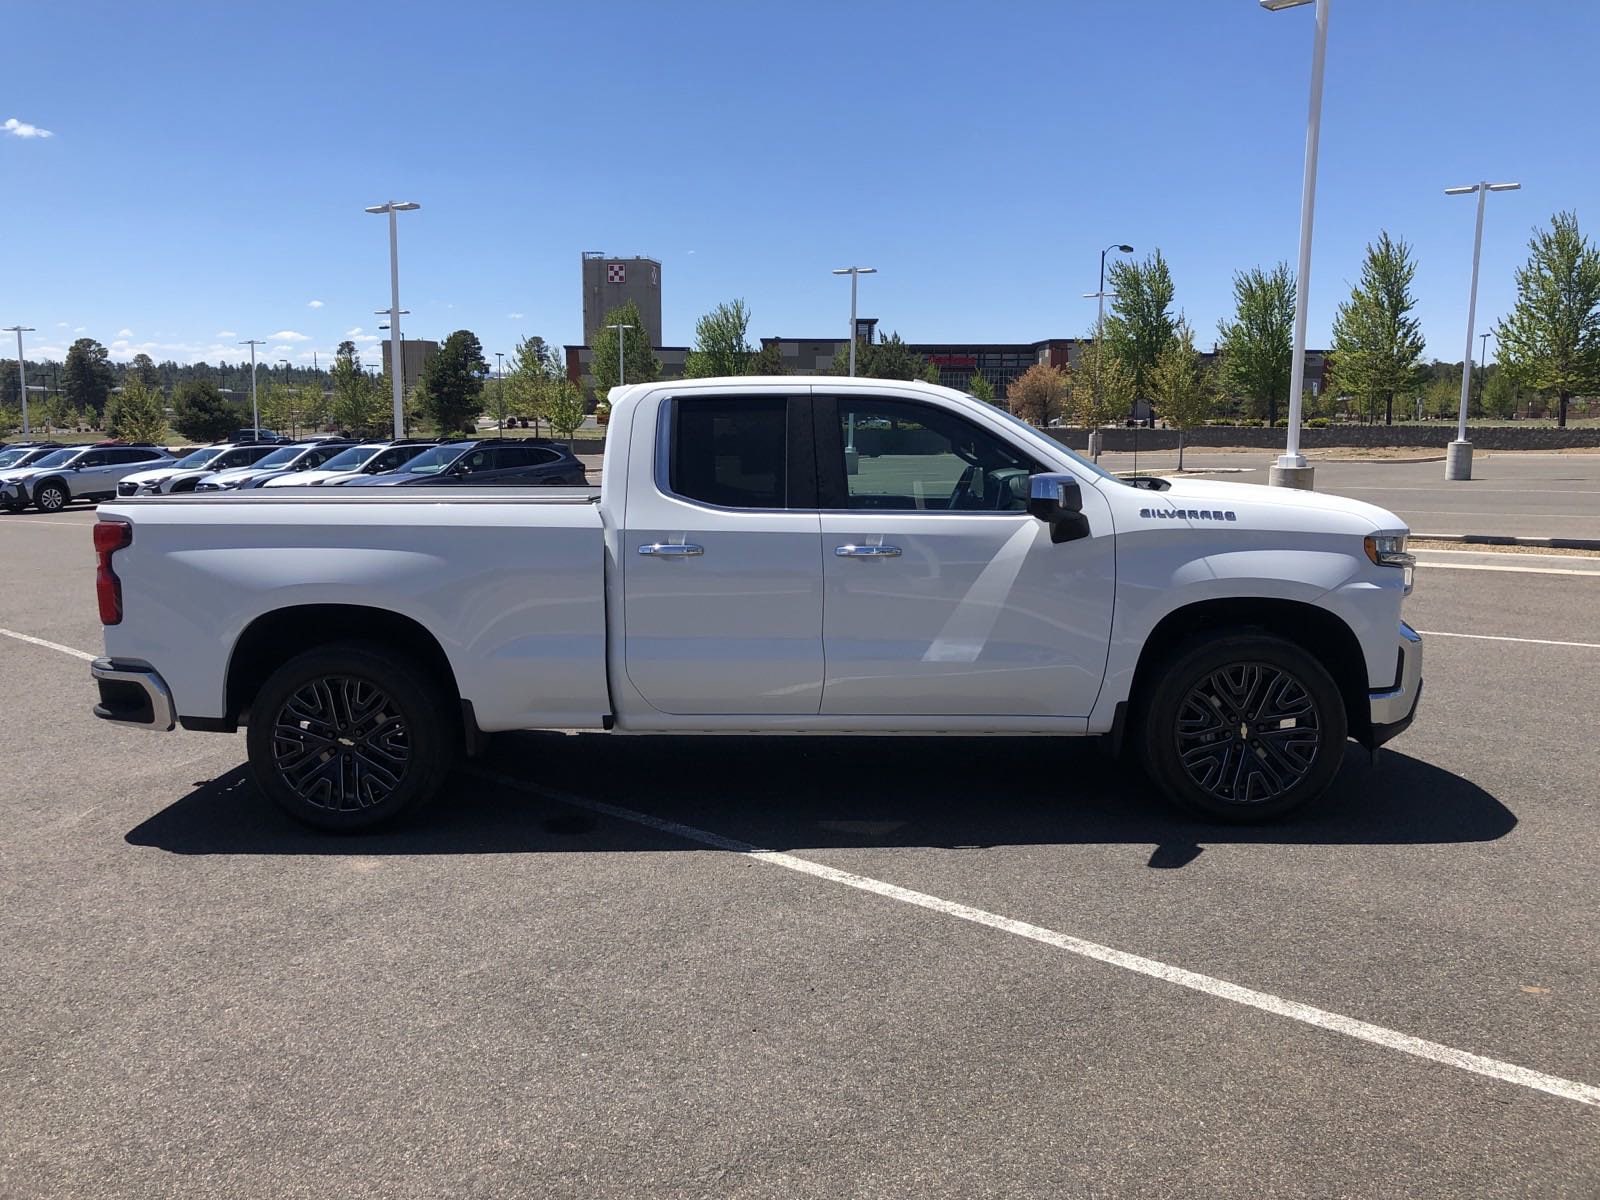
[638, 543, 704, 557]
[834, 544, 902, 558]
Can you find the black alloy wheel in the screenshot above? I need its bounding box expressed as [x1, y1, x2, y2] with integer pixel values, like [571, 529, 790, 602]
[271, 675, 411, 813]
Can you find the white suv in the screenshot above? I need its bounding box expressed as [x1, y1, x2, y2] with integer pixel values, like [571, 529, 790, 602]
[119, 443, 279, 496]
[1, 444, 176, 513]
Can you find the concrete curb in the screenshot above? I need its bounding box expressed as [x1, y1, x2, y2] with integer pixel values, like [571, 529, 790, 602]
[1415, 533, 1600, 551]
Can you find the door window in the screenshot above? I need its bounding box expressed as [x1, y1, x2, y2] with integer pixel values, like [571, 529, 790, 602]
[668, 397, 788, 509]
[827, 398, 1038, 511]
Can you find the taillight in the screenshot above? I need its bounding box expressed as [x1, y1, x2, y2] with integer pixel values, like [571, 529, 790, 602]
[94, 520, 133, 625]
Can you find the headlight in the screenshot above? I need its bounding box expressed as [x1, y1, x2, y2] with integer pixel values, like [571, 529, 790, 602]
[1363, 534, 1413, 567]
[144, 476, 170, 489]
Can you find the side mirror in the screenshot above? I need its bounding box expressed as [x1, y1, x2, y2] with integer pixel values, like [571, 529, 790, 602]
[1028, 473, 1091, 544]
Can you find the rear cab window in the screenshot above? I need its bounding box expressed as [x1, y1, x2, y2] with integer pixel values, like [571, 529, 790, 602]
[666, 396, 796, 509]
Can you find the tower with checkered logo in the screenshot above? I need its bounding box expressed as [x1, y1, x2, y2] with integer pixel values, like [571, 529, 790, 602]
[582, 251, 662, 349]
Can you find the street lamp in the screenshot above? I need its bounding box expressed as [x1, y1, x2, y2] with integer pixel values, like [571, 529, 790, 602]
[606, 323, 633, 390]
[1261, 0, 1329, 491]
[495, 350, 505, 433]
[365, 200, 420, 437]
[1477, 330, 1493, 414]
[239, 339, 265, 433]
[831, 266, 877, 377]
[1443, 181, 1520, 481]
[3, 325, 34, 435]
[1081, 243, 1133, 454]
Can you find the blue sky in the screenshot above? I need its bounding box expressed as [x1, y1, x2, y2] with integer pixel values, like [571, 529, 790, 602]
[3, 0, 1595, 369]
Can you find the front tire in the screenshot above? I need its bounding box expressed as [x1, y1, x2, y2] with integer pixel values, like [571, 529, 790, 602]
[246, 642, 459, 832]
[1140, 632, 1347, 823]
[32, 480, 69, 513]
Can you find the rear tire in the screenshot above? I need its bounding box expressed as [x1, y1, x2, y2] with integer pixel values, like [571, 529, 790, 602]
[246, 641, 459, 832]
[1139, 632, 1346, 823]
[32, 480, 69, 513]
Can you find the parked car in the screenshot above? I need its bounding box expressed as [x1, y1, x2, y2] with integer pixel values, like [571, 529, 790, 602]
[339, 439, 587, 487]
[232, 428, 289, 444]
[119, 443, 283, 496]
[90, 378, 1420, 833]
[194, 440, 356, 490]
[260, 439, 439, 487]
[1, 444, 176, 512]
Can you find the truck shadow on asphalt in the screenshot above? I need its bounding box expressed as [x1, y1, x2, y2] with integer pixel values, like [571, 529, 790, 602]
[126, 733, 1515, 867]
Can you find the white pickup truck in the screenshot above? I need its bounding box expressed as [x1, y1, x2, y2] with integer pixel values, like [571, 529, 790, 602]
[89, 378, 1421, 830]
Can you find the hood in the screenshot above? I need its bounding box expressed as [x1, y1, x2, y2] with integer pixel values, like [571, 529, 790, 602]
[123, 465, 191, 484]
[0, 464, 62, 483]
[1138, 476, 1407, 534]
[262, 467, 348, 487]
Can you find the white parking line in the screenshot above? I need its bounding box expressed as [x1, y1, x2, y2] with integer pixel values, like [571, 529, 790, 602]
[1416, 562, 1600, 577]
[1415, 630, 1600, 650]
[472, 766, 1600, 1109]
[11, 623, 1599, 1108]
[0, 626, 97, 661]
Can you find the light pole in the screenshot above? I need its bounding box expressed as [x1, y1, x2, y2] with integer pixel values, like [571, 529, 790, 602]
[240, 339, 265, 433]
[1261, 0, 1329, 491]
[606, 323, 633, 391]
[831, 266, 877, 376]
[3, 325, 34, 435]
[278, 359, 293, 436]
[365, 201, 421, 438]
[1443, 181, 1520, 480]
[1477, 330, 1492, 415]
[495, 350, 505, 432]
[1081, 244, 1133, 455]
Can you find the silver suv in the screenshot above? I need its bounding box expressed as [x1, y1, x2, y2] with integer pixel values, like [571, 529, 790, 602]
[0, 444, 177, 513]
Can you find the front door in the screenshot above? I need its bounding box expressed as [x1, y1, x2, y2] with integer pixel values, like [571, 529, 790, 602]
[815, 393, 1114, 718]
[621, 390, 824, 715]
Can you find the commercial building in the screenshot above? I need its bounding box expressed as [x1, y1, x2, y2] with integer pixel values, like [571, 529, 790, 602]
[581, 252, 663, 347]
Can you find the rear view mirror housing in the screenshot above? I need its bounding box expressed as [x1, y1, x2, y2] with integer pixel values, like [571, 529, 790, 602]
[1028, 473, 1090, 544]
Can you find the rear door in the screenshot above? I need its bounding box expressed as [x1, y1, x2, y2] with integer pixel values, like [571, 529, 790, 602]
[620, 388, 823, 715]
[814, 391, 1115, 718]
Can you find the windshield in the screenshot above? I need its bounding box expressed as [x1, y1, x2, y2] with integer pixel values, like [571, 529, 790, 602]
[394, 444, 468, 475]
[0, 449, 34, 468]
[252, 446, 301, 468]
[319, 446, 382, 472]
[975, 399, 1121, 484]
[175, 448, 226, 469]
[30, 448, 80, 469]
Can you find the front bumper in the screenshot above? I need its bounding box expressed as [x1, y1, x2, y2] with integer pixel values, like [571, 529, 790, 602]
[1366, 622, 1422, 747]
[90, 658, 176, 731]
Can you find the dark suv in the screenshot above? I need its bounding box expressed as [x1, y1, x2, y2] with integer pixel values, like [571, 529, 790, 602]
[342, 439, 588, 487]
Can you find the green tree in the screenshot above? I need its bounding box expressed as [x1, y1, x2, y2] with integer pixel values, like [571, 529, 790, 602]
[0, 403, 19, 436]
[330, 349, 387, 437]
[1496, 211, 1600, 428]
[130, 352, 159, 389]
[171, 381, 236, 441]
[258, 382, 299, 437]
[505, 335, 564, 432]
[299, 381, 331, 433]
[546, 379, 587, 449]
[1105, 249, 1177, 411]
[1482, 368, 1519, 420]
[104, 381, 169, 444]
[748, 340, 785, 376]
[1006, 362, 1068, 425]
[1421, 375, 1458, 421]
[1217, 264, 1295, 425]
[1150, 321, 1212, 470]
[0, 360, 16, 409]
[684, 298, 753, 378]
[829, 331, 931, 380]
[1070, 339, 1133, 436]
[40, 392, 72, 434]
[591, 301, 660, 395]
[418, 330, 488, 434]
[1328, 232, 1426, 425]
[968, 372, 996, 403]
[64, 337, 114, 420]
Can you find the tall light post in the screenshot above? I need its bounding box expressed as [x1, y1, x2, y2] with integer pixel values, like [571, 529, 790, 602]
[831, 266, 877, 376]
[1477, 330, 1492, 414]
[1081, 243, 1133, 451]
[239, 339, 265, 433]
[3, 325, 34, 435]
[365, 201, 421, 438]
[606, 323, 633, 390]
[495, 350, 505, 433]
[1443, 181, 1520, 481]
[1261, 0, 1329, 491]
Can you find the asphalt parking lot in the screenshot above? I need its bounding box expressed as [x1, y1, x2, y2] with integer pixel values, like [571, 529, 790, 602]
[2, 463, 1597, 1199]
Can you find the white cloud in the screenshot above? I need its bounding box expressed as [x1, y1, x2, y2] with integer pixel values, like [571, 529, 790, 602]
[73, 326, 86, 334]
[354, 335, 381, 344]
[271, 345, 296, 356]
[216, 329, 237, 338]
[344, 326, 363, 337]
[268, 330, 310, 342]
[307, 299, 324, 309]
[506, 312, 524, 320]
[55, 321, 68, 328]
[116, 328, 134, 338]
[2, 117, 54, 139]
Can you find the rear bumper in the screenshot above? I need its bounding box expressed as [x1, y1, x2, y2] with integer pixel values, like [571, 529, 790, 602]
[90, 657, 176, 731]
[1365, 622, 1422, 747]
